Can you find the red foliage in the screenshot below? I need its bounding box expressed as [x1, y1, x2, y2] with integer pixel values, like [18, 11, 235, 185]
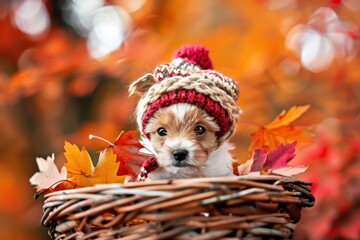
[111, 131, 152, 178]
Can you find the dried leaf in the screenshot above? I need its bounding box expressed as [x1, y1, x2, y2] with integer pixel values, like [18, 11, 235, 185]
[249, 105, 313, 154]
[264, 142, 296, 170]
[89, 148, 126, 185]
[29, 154, 70, 191]
[266, 105, 310, 129]
[237, 159, 253, 175]
[64, 142, 94, 187]
[111, 131, 152, 178]
[248, 142, 307, 177]
[64, 141, 126, 187]
[250, 149, 267, 172]
[272, 165, 308, 176]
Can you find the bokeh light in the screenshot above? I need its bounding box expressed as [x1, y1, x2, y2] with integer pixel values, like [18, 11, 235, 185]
[62, 0, 105, 36]
[286, 7, 359, 73]
[87, 6, 132, 59]
[12, 0, 50, 39]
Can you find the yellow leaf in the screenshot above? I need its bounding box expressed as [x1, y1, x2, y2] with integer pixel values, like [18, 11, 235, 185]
[266, 105, 310, 129]
[89, 148, 126, 185]
[64, 142, 126, 187]
[64, 142, 94, 187]
[64, 141, 94, 176]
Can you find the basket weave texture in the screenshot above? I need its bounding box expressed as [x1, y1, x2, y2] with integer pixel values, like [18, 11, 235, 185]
[41, 175, 314, 240]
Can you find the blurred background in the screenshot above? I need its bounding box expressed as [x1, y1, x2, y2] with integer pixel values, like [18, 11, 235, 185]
[0, 0, 359, 239]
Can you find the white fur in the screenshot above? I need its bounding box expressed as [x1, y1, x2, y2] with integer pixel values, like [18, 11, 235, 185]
[166, 138, 195, 151]
[205, 142, 235, 177]
[171, 103, 188, 122]
[149, 141, 234, 179]
[139, 138, 155, 155]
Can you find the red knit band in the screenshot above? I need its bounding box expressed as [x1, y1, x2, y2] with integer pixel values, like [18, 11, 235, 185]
[141, 90, 230, 138]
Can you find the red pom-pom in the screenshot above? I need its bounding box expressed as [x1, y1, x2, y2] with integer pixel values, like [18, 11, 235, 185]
[172, 44, 214, 70]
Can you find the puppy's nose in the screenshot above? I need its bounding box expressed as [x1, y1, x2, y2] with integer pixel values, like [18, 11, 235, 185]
[172, 149, 188, 161]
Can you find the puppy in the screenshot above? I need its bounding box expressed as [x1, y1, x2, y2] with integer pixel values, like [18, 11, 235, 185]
[141, 103, 234, 180]
[130, 45, 240, 180]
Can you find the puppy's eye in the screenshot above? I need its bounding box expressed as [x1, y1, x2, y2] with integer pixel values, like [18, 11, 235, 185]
[194, 125, 206, 136]
[157, 127, 167, 136]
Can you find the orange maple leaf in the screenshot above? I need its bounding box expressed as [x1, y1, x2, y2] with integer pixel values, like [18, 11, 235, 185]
[64, 142, 126, 187]
[248, 105, 313, 154]
[29, 154, 74, 193]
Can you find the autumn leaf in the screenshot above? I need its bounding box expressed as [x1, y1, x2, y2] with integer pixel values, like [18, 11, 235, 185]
[264, 142, 308, 176]
[264, 142, 296, 170]
[239, 142, 308, 176]
[93, 131, 152, 178]
[272, 165, 308, 176]
[250, 149, 267, 172]
[90, 148, 126, 184]
[89, 131, 152, 178]
[113, 131, 151, 177]
[29, 154, 72, 192]
[249, 105, 313, 154]
[237, 159, 252, 176]
[267, 105, 310, 129]
[64, 141, 126, 187]
[64, 142, 94, 187]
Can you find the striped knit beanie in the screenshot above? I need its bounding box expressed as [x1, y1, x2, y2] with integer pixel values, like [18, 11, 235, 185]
[129, 45, 240, 145]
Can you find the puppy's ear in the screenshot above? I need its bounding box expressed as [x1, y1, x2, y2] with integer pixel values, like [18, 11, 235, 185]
[129, 73, 156, 96]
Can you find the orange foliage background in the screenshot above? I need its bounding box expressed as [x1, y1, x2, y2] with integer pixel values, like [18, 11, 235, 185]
[0, 1, 359, 239]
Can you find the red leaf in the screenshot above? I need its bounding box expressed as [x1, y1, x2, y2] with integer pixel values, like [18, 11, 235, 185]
[111, 131, 152, 177]
[264, 142, 296, 170]
[51, 180, 77, 192]
[249, 142, 300, 175]
[34, 180, 77, 199]
[250, 149, 267, 171]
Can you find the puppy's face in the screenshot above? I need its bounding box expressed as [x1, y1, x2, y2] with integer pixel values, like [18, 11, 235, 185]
[144, 103, 220, 177]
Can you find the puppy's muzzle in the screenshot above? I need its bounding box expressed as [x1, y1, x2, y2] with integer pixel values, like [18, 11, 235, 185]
[172, 149, 188, 162]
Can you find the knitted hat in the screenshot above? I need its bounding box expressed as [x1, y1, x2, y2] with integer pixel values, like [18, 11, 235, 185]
[129, 45, 240, 145]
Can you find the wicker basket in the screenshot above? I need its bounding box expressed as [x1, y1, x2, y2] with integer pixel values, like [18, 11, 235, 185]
[41, 175, 314, 240]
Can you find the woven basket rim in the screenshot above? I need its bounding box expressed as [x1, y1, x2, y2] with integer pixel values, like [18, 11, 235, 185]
[44, 174, 304, 197]
[42, 174, 315, 240]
